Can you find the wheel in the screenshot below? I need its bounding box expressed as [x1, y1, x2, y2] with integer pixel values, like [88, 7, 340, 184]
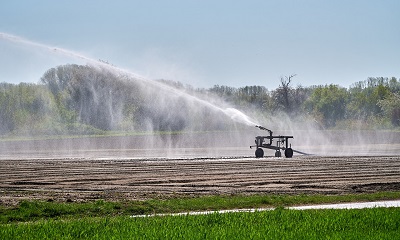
[285, 148, 294, 158]
[255, 148, 264, 158]
[275, 151, 281, 157]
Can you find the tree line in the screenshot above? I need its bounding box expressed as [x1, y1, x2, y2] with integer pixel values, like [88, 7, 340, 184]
[207, 76, 400, 128]
[0, 64, 399, 135]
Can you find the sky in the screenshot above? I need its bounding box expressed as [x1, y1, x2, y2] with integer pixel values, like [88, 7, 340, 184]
[0, 0, 399, 89]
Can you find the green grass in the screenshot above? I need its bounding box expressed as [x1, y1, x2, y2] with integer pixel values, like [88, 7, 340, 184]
[1, 192, 400, 239]
[1, 191, 400, 224]
[1, 207, 400, 239]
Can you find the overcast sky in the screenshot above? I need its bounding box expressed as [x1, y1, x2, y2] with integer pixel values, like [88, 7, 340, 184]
[1, 0, 399, 89]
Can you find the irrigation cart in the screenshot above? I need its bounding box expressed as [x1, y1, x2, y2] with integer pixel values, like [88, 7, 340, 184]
[250, 125, 294, 158]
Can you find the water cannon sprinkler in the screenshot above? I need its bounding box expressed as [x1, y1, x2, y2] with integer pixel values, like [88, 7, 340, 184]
[255, 125, 273, 134]
[250, 125, 305, 158]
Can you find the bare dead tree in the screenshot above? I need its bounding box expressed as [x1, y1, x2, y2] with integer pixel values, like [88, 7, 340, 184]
[276, 74, 296, 113]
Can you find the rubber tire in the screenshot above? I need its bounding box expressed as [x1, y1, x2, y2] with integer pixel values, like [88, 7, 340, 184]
[275, 151, 281, 157]
[284, 148, 294, 158]
[255, 148, 264, 158]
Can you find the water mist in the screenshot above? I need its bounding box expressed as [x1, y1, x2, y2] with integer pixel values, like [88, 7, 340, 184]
[0, 32, 259, 128]
[2, 32, 400, 159]
[0, 32, 266, 159]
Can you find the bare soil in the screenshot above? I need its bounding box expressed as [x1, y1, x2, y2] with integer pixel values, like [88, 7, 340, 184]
[1, 155, 400, 206]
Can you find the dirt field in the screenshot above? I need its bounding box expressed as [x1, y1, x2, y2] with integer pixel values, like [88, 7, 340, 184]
[1, 131, 400, 205]
[1, 155, 400, 205]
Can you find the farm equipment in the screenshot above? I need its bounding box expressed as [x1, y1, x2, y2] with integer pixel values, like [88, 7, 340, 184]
[250, 125, 296, 158]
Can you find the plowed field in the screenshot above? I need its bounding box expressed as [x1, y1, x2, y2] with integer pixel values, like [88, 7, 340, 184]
[1, 131, 400, 205]
[1, 156, 399, 205]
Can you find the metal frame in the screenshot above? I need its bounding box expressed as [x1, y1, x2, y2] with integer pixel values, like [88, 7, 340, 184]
[250, 125, 294, 158]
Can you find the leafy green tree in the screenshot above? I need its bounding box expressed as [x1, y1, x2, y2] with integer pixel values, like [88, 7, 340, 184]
[41, 64, 141, 131]
[378, 93, 400, 126]
[236, 85, 271, 109]
[0, 83, 16, 134]
[388, 77, 400, 92]
[0, 82, 57, 135]
[304, 85, 348, 127]
[348, 82, 391, 121]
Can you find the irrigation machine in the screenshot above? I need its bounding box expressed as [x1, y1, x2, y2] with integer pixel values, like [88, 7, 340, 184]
[250, 125, 305, 158]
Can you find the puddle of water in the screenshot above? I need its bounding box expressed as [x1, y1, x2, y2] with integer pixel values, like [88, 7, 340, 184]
[131, 200, 400, 217]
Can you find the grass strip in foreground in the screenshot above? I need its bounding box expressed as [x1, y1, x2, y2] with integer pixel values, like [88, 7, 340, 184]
[1, 191, 400, 224]
[1, 207, 400, 239]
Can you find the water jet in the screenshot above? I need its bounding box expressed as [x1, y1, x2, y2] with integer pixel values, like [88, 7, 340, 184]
[0, 32, 258, 129]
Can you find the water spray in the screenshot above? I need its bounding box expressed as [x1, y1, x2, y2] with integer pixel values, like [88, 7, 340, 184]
[0, 32, 258, 127]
